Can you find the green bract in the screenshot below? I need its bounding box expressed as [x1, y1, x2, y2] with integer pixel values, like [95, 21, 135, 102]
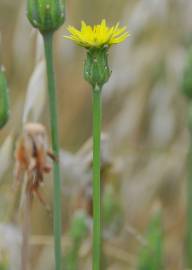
[27, 0, 65, 33]
[84, 47, 111, 89]
[0, 66, 9, 129]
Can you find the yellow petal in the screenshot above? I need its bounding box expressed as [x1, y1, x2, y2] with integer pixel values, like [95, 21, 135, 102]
[64, 19, 130, 48]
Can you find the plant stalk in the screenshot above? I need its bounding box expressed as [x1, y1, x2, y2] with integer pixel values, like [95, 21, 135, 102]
[43, 32, 62, 270]
[92, 86, 102, 270]
[187, 139, 192, 267]
[21, 193, 31, 270]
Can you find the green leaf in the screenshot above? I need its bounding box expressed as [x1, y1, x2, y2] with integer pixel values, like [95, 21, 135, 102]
[138, 211, 164, 270]
[0, 66, 9, 129]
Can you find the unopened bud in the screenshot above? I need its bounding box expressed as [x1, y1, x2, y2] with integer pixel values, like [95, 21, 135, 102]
[27, 0, 65, 33]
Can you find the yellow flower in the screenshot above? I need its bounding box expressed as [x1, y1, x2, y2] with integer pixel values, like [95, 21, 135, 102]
[64, 19, 129, 48]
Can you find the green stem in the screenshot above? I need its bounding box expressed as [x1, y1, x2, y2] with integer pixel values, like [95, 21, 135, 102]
[187, 139, 192, 268]
[92, 85, 102, 270]
[43, 32, 62, 270]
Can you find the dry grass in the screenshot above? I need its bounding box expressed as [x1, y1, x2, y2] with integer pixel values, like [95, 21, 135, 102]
[0, 0, 191, 269]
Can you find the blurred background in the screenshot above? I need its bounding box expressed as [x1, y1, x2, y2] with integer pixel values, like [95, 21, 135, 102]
[0, 0, 192, 269]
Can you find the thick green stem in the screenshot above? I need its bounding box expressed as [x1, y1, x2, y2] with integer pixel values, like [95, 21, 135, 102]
[92, 85, 102, 270]
[43, 32, 62, 270]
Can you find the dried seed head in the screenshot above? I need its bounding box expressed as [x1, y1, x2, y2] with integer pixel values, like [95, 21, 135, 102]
[14, 123, 55, 207]
[23, 123, 46, 137]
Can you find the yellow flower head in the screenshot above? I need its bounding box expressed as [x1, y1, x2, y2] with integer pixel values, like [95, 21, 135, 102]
[64, 19, 129, 49]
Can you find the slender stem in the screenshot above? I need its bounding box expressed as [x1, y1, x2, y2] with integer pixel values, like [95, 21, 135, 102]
[187, 139, 192, 268]
[92, 85, 102, 270]
[43, 32, 62, 270]
[186, 103, 192, 268]
[21, 193, 31, 270]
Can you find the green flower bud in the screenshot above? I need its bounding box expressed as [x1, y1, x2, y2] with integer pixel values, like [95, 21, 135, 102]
[182, 47, 192, 99]
[0, 66, 9, 129]
[84, 47, 111, 89]
[27, 0, 65, 33]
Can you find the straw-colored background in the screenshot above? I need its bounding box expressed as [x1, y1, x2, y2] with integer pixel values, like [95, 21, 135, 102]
[0, 0, 191, 269]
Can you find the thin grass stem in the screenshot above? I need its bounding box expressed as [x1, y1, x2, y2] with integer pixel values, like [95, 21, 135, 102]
[187, 138, 192, 268]
[21, 193, 31, 270]
[43, 32, 62, 270]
